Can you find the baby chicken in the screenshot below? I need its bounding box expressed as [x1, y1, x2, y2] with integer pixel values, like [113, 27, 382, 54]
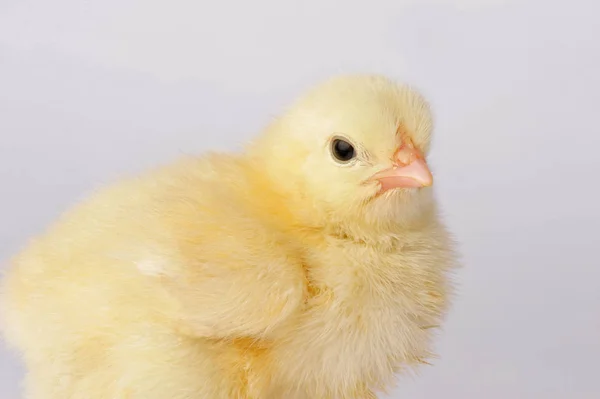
[1, 74, 458, 399]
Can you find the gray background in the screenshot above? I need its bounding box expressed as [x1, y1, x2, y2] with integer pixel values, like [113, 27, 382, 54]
[1, 0, 599, 398]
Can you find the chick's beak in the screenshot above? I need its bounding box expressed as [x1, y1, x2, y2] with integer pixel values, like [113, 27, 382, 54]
[370, 142, 433, 192]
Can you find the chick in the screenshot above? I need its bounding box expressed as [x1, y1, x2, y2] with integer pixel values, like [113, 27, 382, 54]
[0, 74, 458, 399]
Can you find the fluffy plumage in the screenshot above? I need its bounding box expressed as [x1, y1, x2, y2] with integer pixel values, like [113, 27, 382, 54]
[0, 74, 458, 399]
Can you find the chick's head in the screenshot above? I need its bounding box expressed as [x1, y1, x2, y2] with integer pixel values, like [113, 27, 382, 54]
[249, 74, 437, 231]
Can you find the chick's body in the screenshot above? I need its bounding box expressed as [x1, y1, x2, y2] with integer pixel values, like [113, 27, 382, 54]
[1, 75, 457, 399]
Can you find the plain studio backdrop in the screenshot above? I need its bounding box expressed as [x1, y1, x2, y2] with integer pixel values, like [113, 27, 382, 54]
[1, 0, 599, 398]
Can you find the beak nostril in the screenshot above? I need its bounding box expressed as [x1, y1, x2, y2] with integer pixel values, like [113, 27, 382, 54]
[393, 141, 424, 167]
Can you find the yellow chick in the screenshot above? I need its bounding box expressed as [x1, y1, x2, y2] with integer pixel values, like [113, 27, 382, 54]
[0, 74, 458, 399]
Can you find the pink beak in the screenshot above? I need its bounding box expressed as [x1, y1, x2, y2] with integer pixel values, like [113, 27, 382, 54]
[369, 142, 433, 193]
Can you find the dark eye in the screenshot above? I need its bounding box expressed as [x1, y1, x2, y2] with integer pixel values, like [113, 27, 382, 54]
[331, 138, 356, 162]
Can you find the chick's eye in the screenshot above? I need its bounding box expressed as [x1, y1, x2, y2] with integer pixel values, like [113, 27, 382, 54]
[331, 138, 356, 162]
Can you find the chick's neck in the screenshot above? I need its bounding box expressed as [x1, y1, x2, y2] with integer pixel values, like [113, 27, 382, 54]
[239, 155, 438, 249]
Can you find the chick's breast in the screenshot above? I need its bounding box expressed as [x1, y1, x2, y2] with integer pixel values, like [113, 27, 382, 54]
[265, 221, 454, 398]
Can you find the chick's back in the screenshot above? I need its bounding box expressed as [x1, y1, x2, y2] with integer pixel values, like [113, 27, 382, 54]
[0, 153, 307, 396]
